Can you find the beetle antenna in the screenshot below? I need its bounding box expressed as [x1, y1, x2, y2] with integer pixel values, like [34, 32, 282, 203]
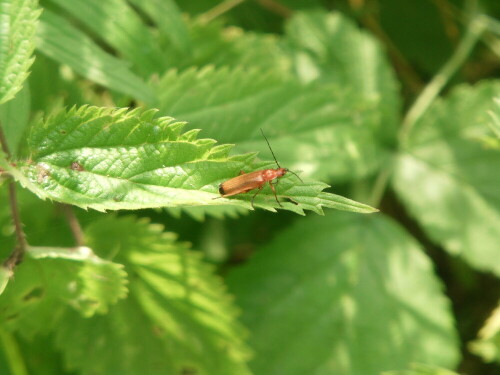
[260, 128, 281, 168]
[287, 169, 303, 183]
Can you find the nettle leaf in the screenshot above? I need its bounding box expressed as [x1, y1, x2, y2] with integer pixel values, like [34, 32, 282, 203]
[0, 245, 127, 338]
[0, 0, 40, 105]
[227, 213, 459, 375]
[284, 10, 401, 141]
[469, 302, 500, 363]
[157, 67, 388, 182]
[47, 0, 168, 77]
[36, 9, 156, 104]
[393, 81, 500, 276]
[54, 216, 251, 375]
[9, 105, 375, 214]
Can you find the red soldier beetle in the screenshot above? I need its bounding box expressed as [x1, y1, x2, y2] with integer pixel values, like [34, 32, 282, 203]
[218, 129, 302, 208]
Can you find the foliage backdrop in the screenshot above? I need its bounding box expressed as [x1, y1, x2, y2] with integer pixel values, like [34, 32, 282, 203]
[0, 1, 499, 375]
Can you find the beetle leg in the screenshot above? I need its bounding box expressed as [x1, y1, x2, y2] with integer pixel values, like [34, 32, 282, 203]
[268, 181, 283, 207]
[251, 186, 264, 209]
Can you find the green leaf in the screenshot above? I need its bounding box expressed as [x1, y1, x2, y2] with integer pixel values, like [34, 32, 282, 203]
[284, 10, 401, 141]
[128, 0, 191, 54]
[9, 105, 376, 214]
[478, 96, 500, 148]
[36, 9, 156, 104]
[0, 82, 30, 155]
[0, 245, 127, 338]
[0, 0, 40, 105]
[382, 363, 461, 375]
[469, 302, 500, 363]
[54, 215, 251, 375]
[393, 81, 500, 276]
[47, 0, 167, 77]
[157, 67, 388, 182]
[227, 213, 459, 375]
[157, 18, 291, 75]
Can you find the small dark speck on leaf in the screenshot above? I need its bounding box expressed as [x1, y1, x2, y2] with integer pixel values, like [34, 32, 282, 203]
[70, 162, 84, 171]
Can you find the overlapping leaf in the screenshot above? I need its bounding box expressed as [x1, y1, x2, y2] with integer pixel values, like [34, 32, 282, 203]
[48, 0, 167, 77]
[7, 105, 375, 214]
[227, 213, 459, 375]
[36, 9, 156, 104]
[55, 216, 251, 375]
[156, 67, 387, 182]
[0, 0, 40, 105]
[393, 81, 500, 276]
[0, 246, 127, 338]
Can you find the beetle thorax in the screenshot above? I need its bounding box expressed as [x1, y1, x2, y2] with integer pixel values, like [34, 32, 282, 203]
[263, 168, 287, 180]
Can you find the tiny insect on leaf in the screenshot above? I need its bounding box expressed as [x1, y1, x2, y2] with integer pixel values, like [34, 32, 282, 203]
[218, 129, 302, 208]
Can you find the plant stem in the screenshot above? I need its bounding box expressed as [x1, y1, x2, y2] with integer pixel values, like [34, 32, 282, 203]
[370, 14, 486, 208]
[61, 204, 85, 246]
[199, 0, 246, 24]
[399, 15, 487, 144]
[368, 160, 394, 208]
[0, 125, 27, 270]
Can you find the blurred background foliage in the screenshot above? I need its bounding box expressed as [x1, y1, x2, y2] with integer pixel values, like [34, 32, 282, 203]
[1, 0, 500, 375]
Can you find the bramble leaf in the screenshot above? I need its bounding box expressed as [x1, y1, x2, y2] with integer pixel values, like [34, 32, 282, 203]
[228, 213, 459, 375]
[0, 0, 40, 105]
[393, 81, 500, 276]
[7, 105, 376, 214]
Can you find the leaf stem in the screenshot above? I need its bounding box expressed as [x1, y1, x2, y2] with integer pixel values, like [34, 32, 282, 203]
[0, 125, 27, 270]
[199, 0, 246, 24]
[370, 13, 487, 208]
[399, 15, 487, 144]
[61, 204, 85, 246]
[368, 159, 394, 208]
